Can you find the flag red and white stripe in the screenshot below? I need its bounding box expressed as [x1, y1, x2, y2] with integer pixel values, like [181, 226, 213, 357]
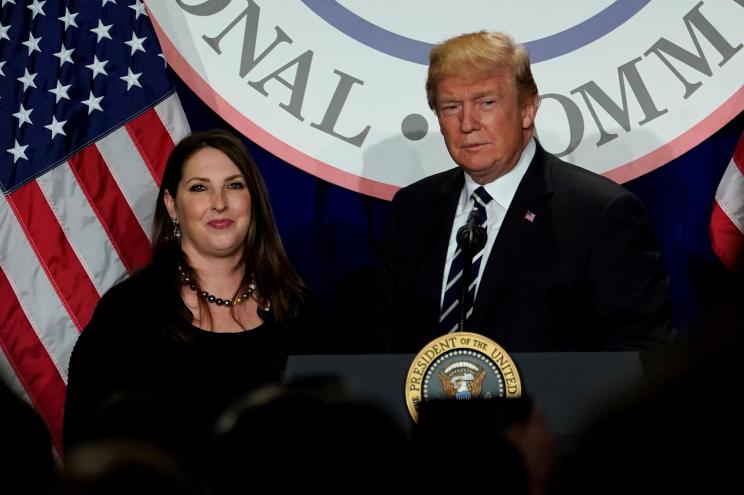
[0, 95, 190, 451]
[711, 132, 744, 272]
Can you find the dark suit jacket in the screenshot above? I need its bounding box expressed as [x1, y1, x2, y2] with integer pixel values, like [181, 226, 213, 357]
[374, 144, 676, 354]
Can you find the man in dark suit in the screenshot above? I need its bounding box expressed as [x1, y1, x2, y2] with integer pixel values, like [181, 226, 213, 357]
[375, 31, 676, 355]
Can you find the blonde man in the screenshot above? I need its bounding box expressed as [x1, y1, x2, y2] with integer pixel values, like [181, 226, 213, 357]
[374, 31, 675, 359]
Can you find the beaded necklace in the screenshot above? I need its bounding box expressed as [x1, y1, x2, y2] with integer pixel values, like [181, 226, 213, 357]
[178, 266, 255, 307]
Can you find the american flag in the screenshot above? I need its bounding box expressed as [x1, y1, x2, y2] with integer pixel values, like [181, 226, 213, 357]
[710, 131, 744, 272]
[0, 0, 190, 451]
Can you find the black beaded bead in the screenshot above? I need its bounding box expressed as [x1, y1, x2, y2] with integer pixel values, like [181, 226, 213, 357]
[182, 272, 256, 308]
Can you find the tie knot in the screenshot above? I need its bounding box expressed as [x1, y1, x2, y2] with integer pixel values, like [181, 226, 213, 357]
[472, 186, 493, 207]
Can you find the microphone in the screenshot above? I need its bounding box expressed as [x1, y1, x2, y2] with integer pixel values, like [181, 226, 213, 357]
[457, 207, 487, 253]
[454, 207, 487, 332]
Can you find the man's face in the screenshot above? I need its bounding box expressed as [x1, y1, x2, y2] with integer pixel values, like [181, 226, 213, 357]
[435, 69, 537, 184]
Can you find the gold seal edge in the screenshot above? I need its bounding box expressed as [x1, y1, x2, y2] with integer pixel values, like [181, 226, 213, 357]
[404, 332, 522, 422]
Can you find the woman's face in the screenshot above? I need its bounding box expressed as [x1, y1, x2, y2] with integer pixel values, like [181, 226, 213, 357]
[164, 147, 251, 261]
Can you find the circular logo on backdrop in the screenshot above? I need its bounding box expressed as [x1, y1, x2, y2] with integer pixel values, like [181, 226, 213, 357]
[148, 2, 744, 199]
[404, 332, 522, 423]
[300, 0, 648, 64]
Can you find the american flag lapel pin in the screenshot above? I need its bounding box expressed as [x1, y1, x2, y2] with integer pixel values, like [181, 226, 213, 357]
[524, 210, 536, 222]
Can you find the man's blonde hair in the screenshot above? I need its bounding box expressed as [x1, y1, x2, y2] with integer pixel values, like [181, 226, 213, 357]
[426, 31, 538, 111]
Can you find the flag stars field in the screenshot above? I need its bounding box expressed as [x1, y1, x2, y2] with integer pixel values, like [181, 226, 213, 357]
[18, 68, 38, 92]
[12, 104, 33, 128]
[53, 43, 74, 66]
[6, 140, 28, 163]
[44, 116, 66, 139]
[125, 32, 147, 55]
[22, 32, 42, 55]
[90, 19, 112, 43]
[81, 91, 104, 114]
[0, 21, 10, 41]
[27, 0, 46, 19]
[120, 68, 142, 91]
[85, 55, 108, 79]
[58, 7, 78, 31]
[48, 80, 71, 103]
[129, 0, 147, 19]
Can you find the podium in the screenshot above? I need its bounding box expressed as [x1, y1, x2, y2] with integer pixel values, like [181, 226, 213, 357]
[285, 352, 643, 451]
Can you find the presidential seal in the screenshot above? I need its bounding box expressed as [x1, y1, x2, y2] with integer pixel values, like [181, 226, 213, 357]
[405, 333, 522, 422]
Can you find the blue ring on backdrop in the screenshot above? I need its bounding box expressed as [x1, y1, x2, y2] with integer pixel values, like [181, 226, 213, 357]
[300, 0, 650, 64]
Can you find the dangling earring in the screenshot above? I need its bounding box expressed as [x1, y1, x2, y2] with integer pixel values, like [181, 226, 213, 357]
[172, 217, 181, 239]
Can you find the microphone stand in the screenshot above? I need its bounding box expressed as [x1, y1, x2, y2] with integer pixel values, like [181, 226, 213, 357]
[456, 207, 487, 332]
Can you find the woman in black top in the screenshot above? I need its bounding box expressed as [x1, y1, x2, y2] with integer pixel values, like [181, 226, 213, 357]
[63, 130, 307, 464]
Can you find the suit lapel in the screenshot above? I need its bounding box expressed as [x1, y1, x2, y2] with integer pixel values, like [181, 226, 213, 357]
[469, 145, 554, 331]
[416, 170, 464, 327]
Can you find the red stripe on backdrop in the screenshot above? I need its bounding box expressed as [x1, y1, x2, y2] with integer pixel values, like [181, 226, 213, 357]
[68, 148, 151, 272]
[0, 267, 66, 451]
[734, 135, 744, 176]
[710, 201, 744, 272]
[125, 108, 176, 186]
[6, 181, 100, 330]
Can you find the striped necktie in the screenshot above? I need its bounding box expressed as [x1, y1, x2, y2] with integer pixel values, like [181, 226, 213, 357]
[439, 186, 493, 333]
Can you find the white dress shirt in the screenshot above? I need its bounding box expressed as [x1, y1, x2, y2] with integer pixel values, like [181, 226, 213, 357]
[440, 138, 536, 308]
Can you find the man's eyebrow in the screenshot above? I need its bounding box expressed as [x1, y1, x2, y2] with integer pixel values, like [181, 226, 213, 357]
[471, 89, 498, 100]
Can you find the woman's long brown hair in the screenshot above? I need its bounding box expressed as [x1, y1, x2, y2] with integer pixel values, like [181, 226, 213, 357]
[149, 130, 305, 334]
